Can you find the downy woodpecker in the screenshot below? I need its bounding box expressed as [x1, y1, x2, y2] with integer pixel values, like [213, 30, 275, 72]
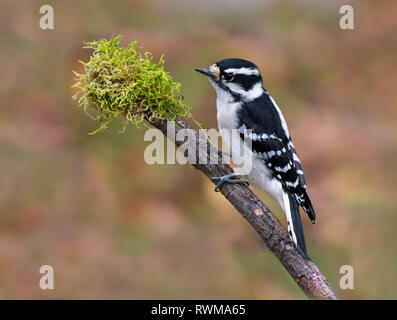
[195, 58, 316, 258]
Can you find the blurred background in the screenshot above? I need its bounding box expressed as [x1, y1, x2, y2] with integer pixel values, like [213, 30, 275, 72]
[0, 0, 396, 299]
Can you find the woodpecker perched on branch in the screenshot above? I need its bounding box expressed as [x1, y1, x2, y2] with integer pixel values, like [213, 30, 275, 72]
[195, 58, 316, 258]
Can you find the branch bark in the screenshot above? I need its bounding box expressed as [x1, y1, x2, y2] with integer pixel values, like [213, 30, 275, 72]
[150, 117, 337, 300]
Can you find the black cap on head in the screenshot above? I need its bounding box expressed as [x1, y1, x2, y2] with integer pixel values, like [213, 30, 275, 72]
[215, 58, 259, 71]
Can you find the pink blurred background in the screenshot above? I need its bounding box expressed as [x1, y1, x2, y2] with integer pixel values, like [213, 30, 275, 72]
[0, 0, 396, 299]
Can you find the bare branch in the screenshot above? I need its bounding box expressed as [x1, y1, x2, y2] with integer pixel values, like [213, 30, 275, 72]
[150, 118, 337, 300]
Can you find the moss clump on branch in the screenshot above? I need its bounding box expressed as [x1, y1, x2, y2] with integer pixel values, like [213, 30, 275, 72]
[72, 35, 192, 134]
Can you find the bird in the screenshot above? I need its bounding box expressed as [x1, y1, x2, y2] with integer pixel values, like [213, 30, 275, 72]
[195, 58, 316, 259]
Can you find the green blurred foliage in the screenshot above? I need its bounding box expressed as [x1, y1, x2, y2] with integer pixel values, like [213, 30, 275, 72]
[0, 0, 396, 299]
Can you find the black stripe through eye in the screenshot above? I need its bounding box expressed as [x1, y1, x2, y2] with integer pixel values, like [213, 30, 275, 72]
[222, 73, 234, 82]
[233, 74, 261, 90]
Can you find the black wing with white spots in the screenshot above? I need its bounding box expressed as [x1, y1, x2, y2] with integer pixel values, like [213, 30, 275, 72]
[237, 93, 316, 223]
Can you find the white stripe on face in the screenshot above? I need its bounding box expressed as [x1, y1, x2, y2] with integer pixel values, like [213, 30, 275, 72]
[223, 67, 260, 76]
[225, 81, 264, 101]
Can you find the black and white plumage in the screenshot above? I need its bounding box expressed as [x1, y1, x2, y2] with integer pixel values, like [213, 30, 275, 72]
[195, 58, 316, 259]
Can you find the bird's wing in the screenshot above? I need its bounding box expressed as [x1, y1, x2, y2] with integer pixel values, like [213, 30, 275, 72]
[237, 94, 316, 223]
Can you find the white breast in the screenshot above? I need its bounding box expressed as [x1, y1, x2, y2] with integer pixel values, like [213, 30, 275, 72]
[215, 93, 284, 208]
[216, 97, 240, 132]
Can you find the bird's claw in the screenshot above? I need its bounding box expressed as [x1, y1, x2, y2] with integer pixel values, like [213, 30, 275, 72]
[211, 173, 249, 192]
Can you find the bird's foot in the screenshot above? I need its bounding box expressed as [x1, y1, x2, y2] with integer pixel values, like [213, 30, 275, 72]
[211, 173, 249, 192]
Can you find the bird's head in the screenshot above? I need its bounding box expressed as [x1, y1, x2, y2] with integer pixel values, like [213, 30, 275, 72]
[195, 58, 264, 101]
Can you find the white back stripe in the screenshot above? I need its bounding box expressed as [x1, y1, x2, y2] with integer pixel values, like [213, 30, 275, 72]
[268, 95, 290, 139]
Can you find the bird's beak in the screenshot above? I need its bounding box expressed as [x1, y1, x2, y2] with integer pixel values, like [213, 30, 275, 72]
[194, 64, 220, 79]
[194, 68, 213, 77]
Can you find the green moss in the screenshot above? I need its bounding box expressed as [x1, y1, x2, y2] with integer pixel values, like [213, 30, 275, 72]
[72, 35, 193, 134]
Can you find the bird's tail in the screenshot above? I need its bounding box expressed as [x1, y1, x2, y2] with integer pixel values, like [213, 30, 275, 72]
[303, 191, 316, 224]
[283, 189, 309, 259]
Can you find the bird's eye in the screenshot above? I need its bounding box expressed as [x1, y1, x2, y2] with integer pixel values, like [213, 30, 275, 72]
[222, 73, 234, 82]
